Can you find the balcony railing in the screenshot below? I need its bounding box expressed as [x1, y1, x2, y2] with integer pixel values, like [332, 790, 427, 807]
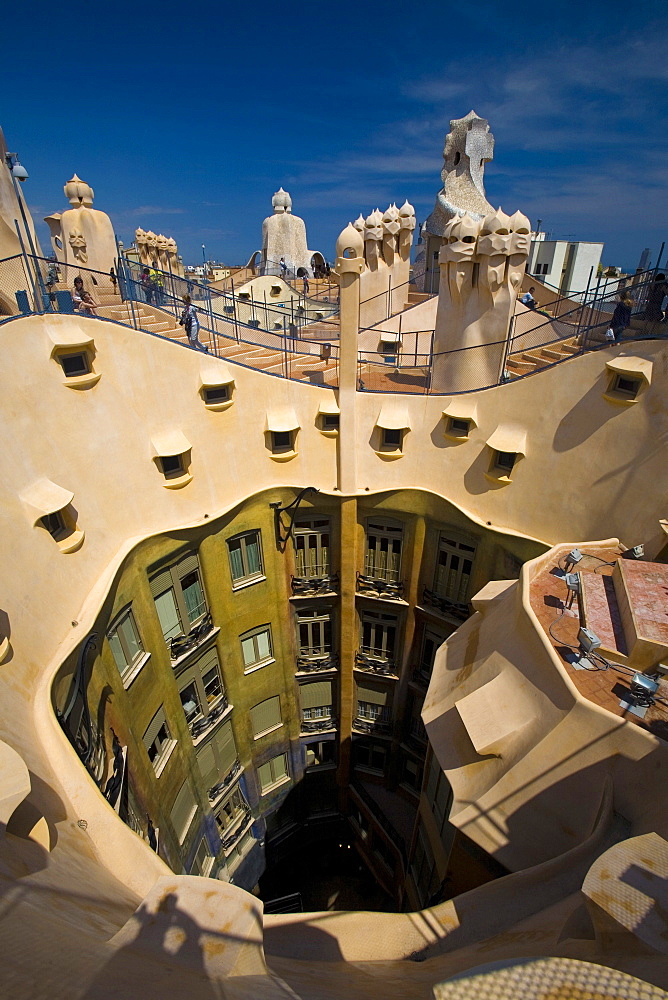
[208, 759, 242, 802]
[421, 587, 470, 623]
[300, 716, 338, 734]
[170, 611, 215, 661]
[356, 573, 404, 601]
[190, 697, 229, 739]
[296, 652, 339, 673]
[355, 650, 397, 677]
[291, 573, 339, 597]
[220, 808, 253, 851]
[352, 717, 392, 736]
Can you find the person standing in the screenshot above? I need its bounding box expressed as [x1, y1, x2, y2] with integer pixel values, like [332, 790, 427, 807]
[179, 294, 208, 352]
[611, 294, 634, 343]
[150, 260, 164, 305]
[279, 257, 287, 279]
[140, 267, 155, 305]
[302, 272, 310, 296]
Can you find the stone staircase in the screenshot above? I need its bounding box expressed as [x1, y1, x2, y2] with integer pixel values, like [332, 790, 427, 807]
[407, 288, 431, 306]
[505, 337, 581, 378]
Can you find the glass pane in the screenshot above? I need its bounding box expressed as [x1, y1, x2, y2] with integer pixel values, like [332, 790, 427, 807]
[228, 539, 244, 581]
[203, 667, 222, 703]
[180, 683, 200, 721]
[108, 631, 127, 672]
[181, 571, 206, 623]
[241, 636, 256, 666]
[256, 630, 271, 660]
[155, 589, 182, 641]
[119, 615, 141, 663]
[271, 755, 287, 782]
[294, 536, 306, 577]
[245, 535, 260, 575]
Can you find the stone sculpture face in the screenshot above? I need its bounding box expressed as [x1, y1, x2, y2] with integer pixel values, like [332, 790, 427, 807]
[68, 228, 87, 262]
[508, 211, 531, 257]
[399, 201, 416, 232]
[382, 204, 400, 236]
[353, 214, 366, 234]
[135, 228, 148, 247]
[439, 214, 479, 263]
[156, 234, 169, 253]
[477, 211, 512, 258]
[364, 209, 383, 243]
[146, 231, 158, 250]
[165, 238, 178, 255]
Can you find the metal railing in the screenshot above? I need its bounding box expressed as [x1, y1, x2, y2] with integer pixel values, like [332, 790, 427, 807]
[190, 698, 229, 739]
[3, 251, 666, 397]
[421, 587, 470, 623]
[354, 651, 398, 677]
[170, 612, 215, 661]
[356, 573, 404, 601]
[208, 760, 242, 802]
[300, 716, 338, 734]
[296, 652, 339, 673]
[291, 573, 339, 597]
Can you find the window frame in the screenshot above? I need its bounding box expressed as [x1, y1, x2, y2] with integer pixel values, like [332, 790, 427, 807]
[240, 624, 274, 673]
[258, 753, 290, 793]
[296, 606, 332, 657]
[191, 836, 214, 877]
[143, 707, 176, 776]
[433, 534, 476, 605]
[364, 517, 403, 584]
[227, 530, 264, 588]
[293, 517, 331, 579]
[178, 648, 226, 736]
[250, 695, 283, 739]
[59, 351, 91, 377]
[610, 373, 642, 399]
[150, 554, 209, 650]
[107, 606, 148, 686]
[360, 609, 399, 662]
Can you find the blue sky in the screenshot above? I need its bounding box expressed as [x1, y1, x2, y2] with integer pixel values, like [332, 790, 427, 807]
[2, 0, 666, 271]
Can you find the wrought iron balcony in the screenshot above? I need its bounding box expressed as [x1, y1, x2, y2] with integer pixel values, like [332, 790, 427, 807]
[354, 650, 397, 677]
[208, 759, 242, 802]
[300, 716, 337, 734]
[352, 717, 392, 736]
[190, 697, 229, 739]
[220, 808, 253, 851]
[421, 587, 469, 622]
[291, 573, 339, 597]
[170, 611, 215, 661]
[356, 573, 404, 601]
[296, 652, 339, 673]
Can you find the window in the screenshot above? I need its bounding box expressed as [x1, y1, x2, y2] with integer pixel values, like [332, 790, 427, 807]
[300, 680, 333, 725]
[354, 740, 387, 773]
[149, 553, 208, 649]
[159, 454, 185, 478]
[400, 754, 423, 793]
[143, 708, 175, 775]
[178, 648, 226, 735]
[305, 740, 336, 767]
[196, 720, 239, 797]
[492, 450, 516, 475]
[191, 836, 214, 877]
[240, 625, 273, 672]
[41, 509, 67, 541]
[425, 753, 454, 838]
[227, 531, 263, 586]
[59, 352, 90, 377]
[294, 518, 330, 578]
[350, 804, 370, 840]
[204, 385, 230, 405]
[447, 417, 471, 438]
[411, 821, 440, 907]
[108, 607, 146, 684]
[251, 696, 282, 738]
[226, 827, 255, 867]
[406, 692, 428, 746]
[416, 628, 443, 682]
[297, 607, 332, 657]
[360, 610, 398, 662]
[382, 427, 403, 449]
[258, 753, 289, 792]
[434, 535, 476, 604]
[365, 518, 403, 583]
[215, 787, 250, 836]
[356, 680, 392, 731]
[610, 373, 642, 399]
[170, 779, 197, 843]
[322, 414, 339, 431]
[272, 430, 294, 453]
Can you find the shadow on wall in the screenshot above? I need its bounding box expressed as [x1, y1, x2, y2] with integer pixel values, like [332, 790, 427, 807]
[552, 374, 635, 452]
